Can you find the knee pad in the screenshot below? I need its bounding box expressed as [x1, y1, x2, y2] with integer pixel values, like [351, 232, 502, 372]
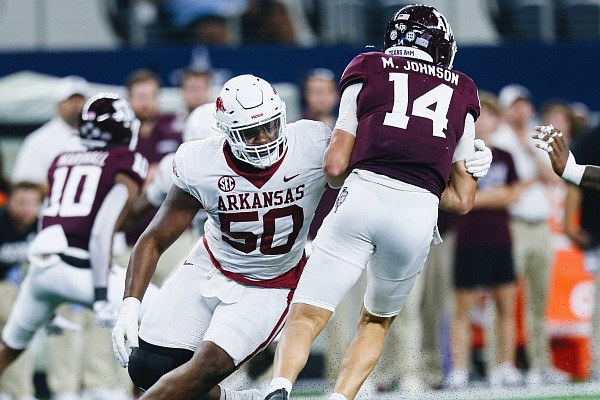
[128, 339, 194, 391]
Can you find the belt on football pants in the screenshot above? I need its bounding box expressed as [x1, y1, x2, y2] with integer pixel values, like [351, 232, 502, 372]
[59, 254, 91, 269]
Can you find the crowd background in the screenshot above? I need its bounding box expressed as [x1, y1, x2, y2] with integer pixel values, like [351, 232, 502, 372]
[0, 1, 600, 399]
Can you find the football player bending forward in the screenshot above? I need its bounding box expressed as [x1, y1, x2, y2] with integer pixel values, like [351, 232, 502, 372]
[111, 74, 332, 400]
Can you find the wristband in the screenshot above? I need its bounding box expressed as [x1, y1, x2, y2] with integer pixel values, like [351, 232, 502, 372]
[94, 287, 108, 302]
[561, 151, 585, 185]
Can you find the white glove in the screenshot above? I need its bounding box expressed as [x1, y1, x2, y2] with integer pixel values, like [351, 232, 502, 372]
[465, 139, 493, 178]
[45, 314, 82, 336]
[111, 297, 141, 368]
[93, 300, 120, 328]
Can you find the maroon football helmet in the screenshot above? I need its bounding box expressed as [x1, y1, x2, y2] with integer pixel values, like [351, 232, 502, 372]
[384, 4, 457, 69]
[79, 92, 139, 150]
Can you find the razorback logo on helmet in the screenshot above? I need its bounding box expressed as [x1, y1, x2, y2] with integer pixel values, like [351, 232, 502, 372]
[216, 97, 226, 112]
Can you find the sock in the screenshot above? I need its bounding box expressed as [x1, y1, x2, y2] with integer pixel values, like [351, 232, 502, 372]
[220, 386, 261, 400]
[329, 393, 348, 400]
[267, 377, 293, 394]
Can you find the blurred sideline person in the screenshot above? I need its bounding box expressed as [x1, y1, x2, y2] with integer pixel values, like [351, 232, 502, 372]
[419, 210, 457, 387]
[493, 84, 569, 386]
[0, 182, 44, 400]
[447, 92, 522, 389]
[111, 74, 332, 400]
[264, 5, 493, 400]
[11, 76, 89, 191]
[179, 68, 213, 116]
[0, 94, 157, 399]
[9, 76, 91, 400]
[121, 69, 187, 285]
[535, 123, 600, 381]
[301, 68, 339, 130]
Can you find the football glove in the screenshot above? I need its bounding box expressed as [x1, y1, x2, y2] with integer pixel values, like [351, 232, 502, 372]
[111, 297, 141, 368]
[465, 139, 493, 178]
[45, 314, 82, 336]
[93, 299, 120, 328]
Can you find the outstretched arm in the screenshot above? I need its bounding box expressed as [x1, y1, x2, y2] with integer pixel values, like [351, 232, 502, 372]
[112, 185, 201, 368]
[124, 185, 201, 301]
[533, 125, 600, 191]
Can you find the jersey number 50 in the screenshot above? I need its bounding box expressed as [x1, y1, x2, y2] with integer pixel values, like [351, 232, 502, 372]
[219, 204, 304, 255]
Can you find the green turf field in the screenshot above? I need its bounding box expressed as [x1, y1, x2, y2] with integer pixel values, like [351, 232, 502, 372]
[288, 381, 600, 399]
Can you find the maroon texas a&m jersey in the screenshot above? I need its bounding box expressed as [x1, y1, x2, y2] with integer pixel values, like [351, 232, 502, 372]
[41, 147, 147, 251]
[340, 52, 480, 198]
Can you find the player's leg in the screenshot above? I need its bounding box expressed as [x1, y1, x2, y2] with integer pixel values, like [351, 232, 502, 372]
[271, 303, 334, 389]
[128, 263, 212, 392]
[131, 259, 268, 399]
[267, 175, 376, 399]
[332, 307, 395, 399]
[330, 183, 438, 399]
[1, 266, 62, 375]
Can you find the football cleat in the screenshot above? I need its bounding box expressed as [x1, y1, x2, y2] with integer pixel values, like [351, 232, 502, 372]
[263, 388, 289, 400]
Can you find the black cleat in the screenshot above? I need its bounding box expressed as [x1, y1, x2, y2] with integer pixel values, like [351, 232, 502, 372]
[263, 388, 289, 400]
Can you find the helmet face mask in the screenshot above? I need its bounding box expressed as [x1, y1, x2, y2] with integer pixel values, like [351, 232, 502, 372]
[384, 5, 457, 69]
[215, 75, 287, 169]
[79, 92, 139, 151]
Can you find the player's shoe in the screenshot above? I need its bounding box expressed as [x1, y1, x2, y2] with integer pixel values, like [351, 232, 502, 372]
[263, 388, 289, 400]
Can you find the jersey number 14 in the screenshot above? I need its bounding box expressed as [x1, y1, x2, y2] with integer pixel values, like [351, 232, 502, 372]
[383, 72, 454, 138]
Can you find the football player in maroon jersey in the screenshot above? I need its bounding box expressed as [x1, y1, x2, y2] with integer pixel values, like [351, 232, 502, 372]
[265, 4, 492, 400]
[0, 93, 156, 379]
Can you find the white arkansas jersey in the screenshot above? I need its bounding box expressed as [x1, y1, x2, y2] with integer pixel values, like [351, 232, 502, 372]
[172, 119, 331, 283]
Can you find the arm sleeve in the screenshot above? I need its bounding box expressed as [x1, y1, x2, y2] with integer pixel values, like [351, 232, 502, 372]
[452, 113, 476, 163]
[333, 83, 362, 136]
[89, 183, 129, 297]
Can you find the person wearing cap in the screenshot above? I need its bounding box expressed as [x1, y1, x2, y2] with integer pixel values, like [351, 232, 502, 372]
[11, 76, 88, 190]
[492, 84, 569, 387]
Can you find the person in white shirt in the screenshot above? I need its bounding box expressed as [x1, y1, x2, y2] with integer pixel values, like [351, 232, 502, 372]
[493, 84, 569, 386]
[11, 76, 89, 190]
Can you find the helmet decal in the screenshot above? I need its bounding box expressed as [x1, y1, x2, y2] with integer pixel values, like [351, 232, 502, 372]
[216, 96, 226, 113]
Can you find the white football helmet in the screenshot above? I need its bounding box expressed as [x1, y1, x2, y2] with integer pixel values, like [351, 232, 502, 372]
[215, 74, 287, 168]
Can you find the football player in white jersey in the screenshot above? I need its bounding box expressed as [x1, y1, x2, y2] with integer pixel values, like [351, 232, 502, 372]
[111, 74, 331, 400]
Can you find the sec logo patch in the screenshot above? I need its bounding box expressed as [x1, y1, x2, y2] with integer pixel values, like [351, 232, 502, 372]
[218, 176, 236, 192]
